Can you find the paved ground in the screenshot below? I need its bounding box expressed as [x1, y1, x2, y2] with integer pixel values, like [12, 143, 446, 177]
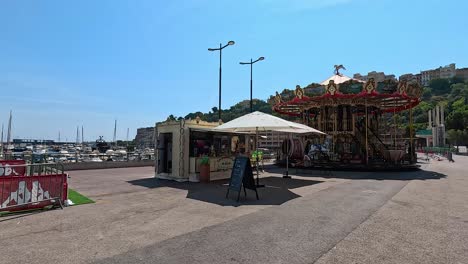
[0, 156, 467, 264]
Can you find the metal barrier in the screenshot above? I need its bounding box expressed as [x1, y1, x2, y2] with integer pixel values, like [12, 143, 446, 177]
[0, 161, 67, 212]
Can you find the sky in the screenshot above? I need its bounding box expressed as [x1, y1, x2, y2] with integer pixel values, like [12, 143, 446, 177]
[1, 0, 467, 141]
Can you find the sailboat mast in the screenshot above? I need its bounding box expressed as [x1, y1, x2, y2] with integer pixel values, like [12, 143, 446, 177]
[126, 128, 129, 147]
[1, 123, 4, 156]
[82, 126, 84, 143]
[76, 126, 79, 144]
[113, 120, 117, 147]
[6, 110, 12, 153]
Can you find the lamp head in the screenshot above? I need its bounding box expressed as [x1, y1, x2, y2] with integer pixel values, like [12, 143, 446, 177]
[228, 41, 235, 46]
[258, 56, 265, 61]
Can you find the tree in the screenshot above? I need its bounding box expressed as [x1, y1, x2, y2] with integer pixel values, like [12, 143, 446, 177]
[422, 87, 432, 100]
[429, 78, 451, 95]
[450, 83, 468, 101]
[447, 129, 468, 149]
[447, 113, 468, 131]
[450, 76, 465, 84]
[166, 114, 177, 121]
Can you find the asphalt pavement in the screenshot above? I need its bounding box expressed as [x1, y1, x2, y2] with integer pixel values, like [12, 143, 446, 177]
[1, 155, 467, 264]
[96, 178, 408, 264]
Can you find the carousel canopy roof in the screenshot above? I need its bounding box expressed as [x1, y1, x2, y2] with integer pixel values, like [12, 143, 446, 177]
[319, 74, 364, 85]
[272, 67, 423, 117]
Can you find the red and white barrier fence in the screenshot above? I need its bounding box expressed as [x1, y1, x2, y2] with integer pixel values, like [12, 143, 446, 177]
[0, 160, 68, 212]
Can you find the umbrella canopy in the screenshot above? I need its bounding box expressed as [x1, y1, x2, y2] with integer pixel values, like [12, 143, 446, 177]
[213, 111, 324, 134]
[214, 111, 324, 184]
[275, 122, 325, 135]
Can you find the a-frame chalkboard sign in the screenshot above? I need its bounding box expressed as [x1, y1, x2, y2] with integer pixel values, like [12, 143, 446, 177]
[226, 156, 259, 202]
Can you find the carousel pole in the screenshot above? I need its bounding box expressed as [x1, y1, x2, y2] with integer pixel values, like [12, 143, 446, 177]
[365, 99, 369, 165]
[333, 106, 337, 159]
[256, 127, 259, 184]
[394, 101, 397, 149]
[410, 106, 414, 163]
[255, 127, 265, 187]
[393, 99, 398, 165]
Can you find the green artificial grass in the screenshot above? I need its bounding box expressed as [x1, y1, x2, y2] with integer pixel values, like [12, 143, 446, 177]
[0, 189, 93, 216]
[68, 189, 94, 205]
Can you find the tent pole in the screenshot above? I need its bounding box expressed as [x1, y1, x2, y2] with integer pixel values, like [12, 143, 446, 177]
[284, 133, 291, 178]
[255, 127, 264, 187]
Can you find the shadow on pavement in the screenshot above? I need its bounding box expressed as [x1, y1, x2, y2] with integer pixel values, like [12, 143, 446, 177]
[265, 165, 447, 181]
[128, 176, 322, 206]
[0, 209, 48, 222]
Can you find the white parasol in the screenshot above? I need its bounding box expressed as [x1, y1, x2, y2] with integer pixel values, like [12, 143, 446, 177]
[214, 111, 325, 184]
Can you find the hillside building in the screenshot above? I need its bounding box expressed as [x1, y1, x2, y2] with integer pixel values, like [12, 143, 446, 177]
[353, 71, 396, 82]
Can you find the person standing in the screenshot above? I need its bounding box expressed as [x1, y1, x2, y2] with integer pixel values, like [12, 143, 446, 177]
[447, 151, 455, 162]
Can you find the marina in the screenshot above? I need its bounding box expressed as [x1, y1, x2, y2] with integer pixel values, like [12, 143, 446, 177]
[1, 138, 154, 164]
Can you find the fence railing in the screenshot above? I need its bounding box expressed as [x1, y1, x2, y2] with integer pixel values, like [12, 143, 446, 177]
[1, 152, 155, 164]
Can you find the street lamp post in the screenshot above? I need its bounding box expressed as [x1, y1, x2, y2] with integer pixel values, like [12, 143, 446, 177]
[240, 57, 265, 113]
[208, 41, 235, 122]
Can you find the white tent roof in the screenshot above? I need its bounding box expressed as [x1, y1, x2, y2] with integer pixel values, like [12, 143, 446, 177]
[320, 74, 364, 85]
[213, 111, 324, 134]
[275, 122, 325, 135]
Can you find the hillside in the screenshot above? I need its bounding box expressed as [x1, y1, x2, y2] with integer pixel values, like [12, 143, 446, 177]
[166, 99, 273, 123]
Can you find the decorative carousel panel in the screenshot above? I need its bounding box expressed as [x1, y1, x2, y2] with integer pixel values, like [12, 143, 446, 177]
[406, 83, 422, 98]
[304, 86, 325, 96]
[295, 85, 305, 99]
[363, 78, 377, 94]
[377, 80, 398, 94]
[397, 81, 408, 95]
[274, 91, 282, 104]
[340, 81, 363, 94]
[326, 80, 339, 95]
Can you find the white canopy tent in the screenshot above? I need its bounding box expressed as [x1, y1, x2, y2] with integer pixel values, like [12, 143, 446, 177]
[214, 111, 325, 184]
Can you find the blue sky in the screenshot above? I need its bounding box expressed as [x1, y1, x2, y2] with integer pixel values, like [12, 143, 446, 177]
[1, 0, 467, 141]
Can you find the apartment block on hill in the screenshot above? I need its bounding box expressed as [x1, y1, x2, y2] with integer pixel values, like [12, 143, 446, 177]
[399, 63, 465, 87]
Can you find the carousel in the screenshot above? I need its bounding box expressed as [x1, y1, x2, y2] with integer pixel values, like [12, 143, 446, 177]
[273, 66, 423, 169]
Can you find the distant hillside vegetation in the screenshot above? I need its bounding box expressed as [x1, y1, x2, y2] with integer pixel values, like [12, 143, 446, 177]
[166, 99, 273, 123]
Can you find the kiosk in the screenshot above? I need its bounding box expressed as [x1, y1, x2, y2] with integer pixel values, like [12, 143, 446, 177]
[155, 119, 253, 182]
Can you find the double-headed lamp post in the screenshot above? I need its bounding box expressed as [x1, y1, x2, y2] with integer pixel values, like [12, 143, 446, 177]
[240, 57, 265, 113]
[208, 40, 235, 122]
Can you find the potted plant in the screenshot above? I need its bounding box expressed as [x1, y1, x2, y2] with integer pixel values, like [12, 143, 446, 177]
[199, 156, 210, 182]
